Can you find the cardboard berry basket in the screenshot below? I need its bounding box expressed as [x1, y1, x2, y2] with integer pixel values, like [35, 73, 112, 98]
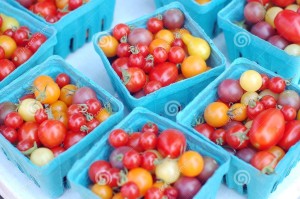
[6, 0, 115, 58]
[218, 0, 300, 84]
[154, 0, 231, 37]
[0, 1, 57, 90]
[68, 107, 230, 199]
[93, 2, 226, 121]
[0, 56, 124, 198]
[177, 58, 300, 199]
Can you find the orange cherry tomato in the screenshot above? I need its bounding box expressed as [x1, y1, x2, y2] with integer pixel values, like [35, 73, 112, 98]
[181, 55, 207, 78]
[52, 111, 68, 128]
[228, 103, 247, 122]
[50, 100, 68, 113]
[149, 39, 171, 53]
[0, 35, 17, 59]
[91, 184, 113, 199]
[98, 35, 119, 57]
[95, 108, 111, 123]
[204, 102, 230, 128]
[127, 168, 153, 196]
[155, 29, 175, 44]
[59, 84, 78, 106]
[178, 151, 204, 177]
[34, 81, 61, 104]
[112, 193, 124, 199]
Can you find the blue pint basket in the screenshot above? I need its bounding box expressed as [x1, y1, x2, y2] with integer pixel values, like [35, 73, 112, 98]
[218, 0, 300, 84]
[0, 56, 124, 198]
[154, 0, 231, 37]
[6, 0, 115, 58]
[93, 2, 226, 121]
[0, 1, 56, 90]
[177, 58, 300, 199]
[68, 107, 230, 199]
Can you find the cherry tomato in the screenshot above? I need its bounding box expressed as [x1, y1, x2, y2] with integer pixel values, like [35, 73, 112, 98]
[59, 84, 78, 106]
[145, 187, 164, 199]
[280, 105, 297, 121]
[142, 122, 159, 135]
[259, 74, 269, 90]
[143, 60, 154, 74]
[98, 35, 119, 57]
[278, 120, 300, 151]
[228, 103, 247, 122]
[149, 62, 178, 87]
[91, 184, 113, 199]
[128, 53, 145, 68]
[181, 55, 207, 78]
[260, 95, 277, 109]
[4, 112, 23, 129]
[108, 129, 129, 148]
[171, 38, 185, 48]
[251, 151, 278, 174]
[247, 101, 265, 120]
[88, 160, 111, 183]
[50, 100, 68, 113]
[55, 73, 70, 88]
[34, 81, 60, 104]
[17, 139, 34, 152]
[249, 108, 285, 150]
[55, 0, 68, 9]
[113, 24, 130, 41]
[112, 57, 129, 78]
[11, 47, 33, 67]
[136, 43, 149, 57]
[268, 77, 286, 93]
[51, 146, 65, 157]
[212, 128, 226, 146]
[123, 149, 142, 169]
[68, 113, 86, 132]
[155, 29, 174, 44]
[67, 104, 81, 116]
[18, 121, 40, 145]
[152, 47, 168, 64]
[0, 35, 17, 59]
[204, 102, 230, 128]
[13, 28, 29, 46]
[147, 17, 163, 34]
[121, 182, 140, 199]
[0, 126, 18, 144]
[68, 0, 83, 10]
[86, 98, 102, 115]
[268, 146, 285, 162]
[127, 168, 153, 196]
[117, 43, 131, 57]
[194, 123, 214, 140]
[141, 150, 160, 171]
[143, 80, 162, 95]
[38, 120, 67, 148]
[275, 10, 300, 43]
[128, 132, 143, 152]
[226, 124, 250, 150]
[26, 33, 47, 53]
[122, 67, 146, 93]
[0, 59, 15, 81]
[86, 118, 100, 133]
[64, 131, 86, 149]
[95, 108, 110, 123]
[149, 39, 170, 53]
[178, 151, 204, 177]
[168, 46, 185, 64]
[0, 46, 5, 60]
[139, 132, 157, 150]
[164, 187, 179, 199]
[157, 129, 186, 158]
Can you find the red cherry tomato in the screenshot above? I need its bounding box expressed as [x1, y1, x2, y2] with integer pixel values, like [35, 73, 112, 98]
[88, 160, 112, 183]
[64, 131, 86, 149]
[33, 1, 57, 18]
[194, 123, 214, 140]
[0, 59, 15, 81]
[278, 120, 300, 151]
[247, 101, 265, 120]
[139, 131, 157, 150]
[123, 149, 142, 169]
[259, 74, 269, 90]
[117, 43, 131, 57]
[251, 151, 278, 174]
[128, 132, 143, 152]
[122, 67, 146, 93]
[212, 128, 226, 146]
[11, 47, 33, 67]
[0, 126, 18, 144]
[141, 150, 159, 171]
[281, 105, 297, 121]
[108, 129, 129, 148]
[68, 0, 83, 10]
[26, 33, 47, 53]
[141, 122, 159, 135]
[112, 57, 129, 78]
[149, 62, 178, 87]
[143, 80, 162, 95]
[68, 113, 86, 132]
[18, 121, 40, 145]
[4, 112, 23, 129]
[226, 124, 249, 150]
[129, 53, 146, 68]
[55, 73, 70, 88]
[260, 95, 276, 109]
[121, 182, 140, 199]
[38, 120, 67, 148]
[268, 77, 286, 93]
[86, 98, 102, 115]
[152, 47, 168, 64]
[51, 146, 65, 157]
[147, 18, 163, 34]
[113, 24, 130, 41]
[168, 46, 185, 64]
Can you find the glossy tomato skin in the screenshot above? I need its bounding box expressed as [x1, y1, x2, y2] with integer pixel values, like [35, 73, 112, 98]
[247, 101, 265, 120]
[157, 129, 186, 158]
[194, 123, 214, 140]
[88, 160, 112, 183]
[226, 124, 249, 150]
[139, 132, 157, 150]
[247, 0, 269, 5]
[123, 149, 142, 169]
[141, 122, 159, 135]
[18, 121, 40, 145]
[0, 126, 18, 144]
[275, 10, 300, 43]
[278, 120, 300, 151]
[251, 151, 278, 174]
[249, 108, 285, 150]
[280, 105, 297, 121]
[147, 18, 164, 34]
[143, 81, 162, 95]
[11, 47, 33, 67]
[108, 129, 129, 148]
[26, 33, 47, 53]
[64, 131, 86, 149]
[38, 120, 67, 148]
[33, 1, 57, 18]
[55, 73, 70, 88]
[112, 57, 129, 78]
[51, 146, 65, 157]
[141, 150, 159, 171]
[4, 112, 23, 129]
[128, 132, 143, 152]
[149, 62, 178, 87]
[117, 43, 131, 58]
[0, 59, 15, 81]
[113, 24, 130, 41]
[128, 53, 145, 68]
[122, 67, 146, 93]
[271, 0, 295, 7]
[212, 129, 226, 146]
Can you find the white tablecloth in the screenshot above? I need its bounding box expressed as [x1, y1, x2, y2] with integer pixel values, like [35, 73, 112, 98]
[0, 0, 300, 198]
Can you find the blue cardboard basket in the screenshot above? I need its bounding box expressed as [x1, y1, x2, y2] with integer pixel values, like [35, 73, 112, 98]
[218, 0, 300, 84]
[93, 2, 226, 121]
[68, 107, 230, 199]
[177, 58, 300, 199]
[0, 1, 56, 90]
[0, 56, 124, 198]
[154, 0, 231, 37]
[6, 0, 115, 58]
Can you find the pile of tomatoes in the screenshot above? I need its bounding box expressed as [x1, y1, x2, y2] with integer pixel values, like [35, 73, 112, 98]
[98, 8, 211, 97]
[16, 0, 89, 23]
[88, 123, 219, 199]
[0, 14, 47, 81]
[243, 0, 300, 56]
[0, 73, 112, 166]
[194, 69, 300, 174]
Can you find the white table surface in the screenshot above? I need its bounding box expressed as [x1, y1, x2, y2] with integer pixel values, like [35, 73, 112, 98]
[1, 0, 300, 198]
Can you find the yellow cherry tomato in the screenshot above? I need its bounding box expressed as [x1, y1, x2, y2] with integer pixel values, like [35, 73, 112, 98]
[178, 151, 204, 177]
[98, 35, 119, 57]
[241, 91, 259, 105]
[181, 55, 207, 78]
[91, 184, 113, 199]
[18, 99, 43, 122]
[265, 7, 283, 28]
[286, 4, 299, 12]
[204, 102, 230, 128]
[0, 35, 17, 59]
[240, 70, 262, 92]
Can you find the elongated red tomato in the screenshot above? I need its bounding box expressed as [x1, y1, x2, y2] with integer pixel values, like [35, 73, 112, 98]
[271, 0, 295, 7]
[249, 108, 285, 150]
[274, 10, 300, 43]
[278, 120, 300, 151]
[149, 62, 178, 87]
